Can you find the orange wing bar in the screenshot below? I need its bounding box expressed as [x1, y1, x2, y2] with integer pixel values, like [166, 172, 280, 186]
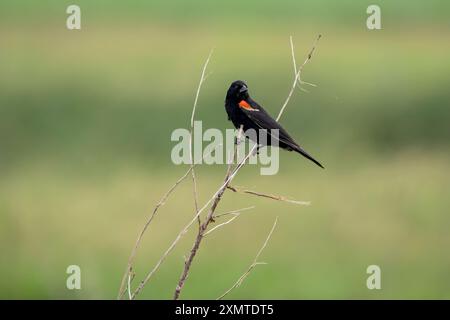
[239, 100, 258, 111]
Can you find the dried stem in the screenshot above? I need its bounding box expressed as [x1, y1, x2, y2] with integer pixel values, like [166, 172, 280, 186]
[203, 214, 239, 236]
[290, 35, 302, 91]
[214, 206, 255, 219]
[227, 185, 310, 205]
[190, 49, 214, 226]
[217, 217, 278, 300]
[190, 50, 214, 129]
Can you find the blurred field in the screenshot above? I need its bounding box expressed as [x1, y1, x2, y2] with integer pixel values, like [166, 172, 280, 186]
[0, 0, 450, 299]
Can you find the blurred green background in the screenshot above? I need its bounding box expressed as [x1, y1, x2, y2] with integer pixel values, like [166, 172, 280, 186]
[1, 0, 450, 299]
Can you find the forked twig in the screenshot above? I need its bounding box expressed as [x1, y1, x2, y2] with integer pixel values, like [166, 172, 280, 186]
[277, 34, 321, 121]
[290, 36, 317, 91]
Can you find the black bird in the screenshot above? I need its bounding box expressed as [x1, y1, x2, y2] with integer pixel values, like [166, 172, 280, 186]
[225, 80, 324, 169]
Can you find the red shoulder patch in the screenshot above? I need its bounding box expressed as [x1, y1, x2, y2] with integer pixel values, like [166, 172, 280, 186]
[238, 100, 258, 111]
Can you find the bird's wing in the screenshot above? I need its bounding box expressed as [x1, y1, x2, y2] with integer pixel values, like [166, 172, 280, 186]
[239, 99, 324, 168]
[238, 99, 300, 150]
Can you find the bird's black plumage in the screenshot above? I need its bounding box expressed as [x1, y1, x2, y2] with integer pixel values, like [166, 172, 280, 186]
[225, 80, 324, 169]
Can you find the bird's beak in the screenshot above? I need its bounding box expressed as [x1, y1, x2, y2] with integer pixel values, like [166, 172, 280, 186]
[239, 86, 248, 93]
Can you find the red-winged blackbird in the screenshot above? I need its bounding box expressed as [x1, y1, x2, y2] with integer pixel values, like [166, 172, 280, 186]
[225, 80, 324, 169]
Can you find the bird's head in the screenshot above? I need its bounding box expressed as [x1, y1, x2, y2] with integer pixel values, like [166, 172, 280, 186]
[226, 80, 249, 102]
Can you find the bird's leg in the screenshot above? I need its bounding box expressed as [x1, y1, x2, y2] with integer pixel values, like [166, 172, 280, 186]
[235, 125, 244, 145]
[235, 135, 244, 146]
[251, 144, 261, 156]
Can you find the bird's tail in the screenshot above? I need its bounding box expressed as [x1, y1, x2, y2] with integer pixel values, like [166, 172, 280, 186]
[293, 146, 324, 169]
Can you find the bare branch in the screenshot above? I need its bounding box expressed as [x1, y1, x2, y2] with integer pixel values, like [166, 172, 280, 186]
[217, 217, 278, 300]
[117, 166, 193, 299]
[170, 35, 321, 299]
[227, 185, 310, 206]
[172, 126, 242, 300]
[128, 36, 321, 299]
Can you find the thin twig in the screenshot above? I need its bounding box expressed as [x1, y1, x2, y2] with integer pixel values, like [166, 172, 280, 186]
[191, 167, 201, 226]
[189, 49, 214, 226]
[301, 80, 317, 87]
[214, 206, 255, 219]
[127, 273, 132, 300]
[204, 214, 240, 236]
[191, 49, 214, 128]
[227, 185, 310, 205]
[217, 217, 278, 300]
[290, 35, 302, 91]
